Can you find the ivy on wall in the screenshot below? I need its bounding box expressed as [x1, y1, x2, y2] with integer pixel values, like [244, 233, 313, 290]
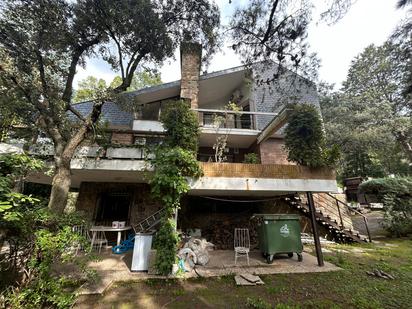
[150, 99, 202, 275]
[159, 99, 200, 152]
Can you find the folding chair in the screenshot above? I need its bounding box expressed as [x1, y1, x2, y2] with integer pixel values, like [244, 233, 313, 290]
[92, 231, 108, 253]
[234, 228, 250, 265]
[72, 225, 91, 255]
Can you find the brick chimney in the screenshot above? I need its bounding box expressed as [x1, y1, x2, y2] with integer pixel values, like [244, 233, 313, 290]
[180, 42, 202, 109]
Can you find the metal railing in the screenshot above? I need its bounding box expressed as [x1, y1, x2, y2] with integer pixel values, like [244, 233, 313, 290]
[312, 193, 353, 229]
[194, 108, 279, 131]
[199, 110, 255, 130]
[324, 193, 372, 242]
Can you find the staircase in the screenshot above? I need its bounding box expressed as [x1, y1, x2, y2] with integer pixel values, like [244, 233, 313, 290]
[133, 207, 166, 233]
[284, 193, 370, 243]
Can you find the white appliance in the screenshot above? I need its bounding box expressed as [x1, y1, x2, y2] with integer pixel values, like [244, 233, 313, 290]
[131, 233, 153, 271]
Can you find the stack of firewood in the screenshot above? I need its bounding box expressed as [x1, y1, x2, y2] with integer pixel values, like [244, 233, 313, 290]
[202, 218, 259, 249]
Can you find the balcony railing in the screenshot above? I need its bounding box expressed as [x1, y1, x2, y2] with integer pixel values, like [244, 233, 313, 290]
[195, 108, 278, 131]
[200, 111, 254, 130]
[199, 162, 336, 180]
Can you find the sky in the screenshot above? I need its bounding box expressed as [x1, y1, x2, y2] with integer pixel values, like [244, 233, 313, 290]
[73, 0, 408, 90]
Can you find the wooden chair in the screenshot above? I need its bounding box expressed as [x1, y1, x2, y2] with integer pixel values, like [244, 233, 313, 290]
[234, 228, 250, 265]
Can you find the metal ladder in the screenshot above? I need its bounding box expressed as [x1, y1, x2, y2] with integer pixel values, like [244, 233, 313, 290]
[133, 207, 166, 233]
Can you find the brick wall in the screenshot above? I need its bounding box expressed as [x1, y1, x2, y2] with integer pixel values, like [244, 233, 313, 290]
[110, 132, 134, 145]
[179, 197, 330, 249]
[180, 42, 202, 109]
[258, 137, 294, 165]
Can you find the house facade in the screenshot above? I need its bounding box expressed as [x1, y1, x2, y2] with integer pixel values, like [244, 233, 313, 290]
[26, 44, 366, 248]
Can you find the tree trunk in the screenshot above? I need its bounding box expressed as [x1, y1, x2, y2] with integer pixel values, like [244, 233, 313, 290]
[48, 164, 72, 214]
[47, 101, 104, 213]
[395, 131, 412, 162]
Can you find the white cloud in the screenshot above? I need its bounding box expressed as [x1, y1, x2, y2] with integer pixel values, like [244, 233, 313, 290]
[74, 58, 117, 87]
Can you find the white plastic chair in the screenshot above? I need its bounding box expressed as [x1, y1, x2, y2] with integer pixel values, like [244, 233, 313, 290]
[72, 225, 91, 255]
[234, 228, 250, 265]
[91, 231, 108, 253]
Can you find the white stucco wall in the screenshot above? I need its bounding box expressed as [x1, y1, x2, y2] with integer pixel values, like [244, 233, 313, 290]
[188, 177, 338, 195]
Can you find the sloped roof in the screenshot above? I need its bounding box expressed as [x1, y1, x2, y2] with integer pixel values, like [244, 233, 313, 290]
[71, 65, 249, 125]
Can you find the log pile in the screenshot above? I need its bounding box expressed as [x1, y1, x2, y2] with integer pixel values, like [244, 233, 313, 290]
[202, 218, 259, 250]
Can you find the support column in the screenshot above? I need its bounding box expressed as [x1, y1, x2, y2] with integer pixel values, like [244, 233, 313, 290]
[306, 192, 324, 267]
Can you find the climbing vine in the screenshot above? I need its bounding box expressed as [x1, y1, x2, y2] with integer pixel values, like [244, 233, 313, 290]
[150, 99, 202, 275]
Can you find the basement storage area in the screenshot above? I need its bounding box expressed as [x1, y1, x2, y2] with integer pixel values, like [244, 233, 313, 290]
[178, 195, 314, 251]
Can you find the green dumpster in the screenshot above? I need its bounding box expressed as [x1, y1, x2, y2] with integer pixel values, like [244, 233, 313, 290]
[255, 214, 303, 264]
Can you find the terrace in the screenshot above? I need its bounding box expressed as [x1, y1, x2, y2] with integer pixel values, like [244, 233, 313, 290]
[25, 147, 337, 193]
[75, 248, 340, 295]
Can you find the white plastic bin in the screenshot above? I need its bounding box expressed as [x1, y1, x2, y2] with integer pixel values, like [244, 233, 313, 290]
[131, 233, 153, 271]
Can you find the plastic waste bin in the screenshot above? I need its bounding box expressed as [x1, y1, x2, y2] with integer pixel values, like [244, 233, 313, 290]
[255, 214, 303, 264]
[131, 233, 153, 271]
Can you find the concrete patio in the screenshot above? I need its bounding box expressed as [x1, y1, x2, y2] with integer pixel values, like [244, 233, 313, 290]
[77, 248, 340, 295]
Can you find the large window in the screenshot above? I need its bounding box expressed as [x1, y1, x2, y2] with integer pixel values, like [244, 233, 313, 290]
[238, 104, 253, 129]
[141, 101, 161, 120]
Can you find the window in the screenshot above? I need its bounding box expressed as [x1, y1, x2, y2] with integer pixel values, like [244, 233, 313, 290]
[203, 112, 215, 126]
[141, 101, 161, 120]
[238, 105, 252, 129]
[94, 192, 131, 225]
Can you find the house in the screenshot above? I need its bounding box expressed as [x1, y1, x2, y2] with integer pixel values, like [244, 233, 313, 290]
[26, 43, 368, 251]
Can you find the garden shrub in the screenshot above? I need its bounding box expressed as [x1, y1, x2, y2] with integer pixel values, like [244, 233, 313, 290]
[244, 153, 260, 164]
[0, 154, 92, 308]
[152, 218, 179, 275]
[359, 177, 412, 236]
[359, 177, 412, 197]
[284, 104, 339, 168]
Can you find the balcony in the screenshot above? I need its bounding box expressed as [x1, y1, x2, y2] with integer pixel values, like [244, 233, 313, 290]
[23, 140, 337, 194]
[196, 109, 277, 148]
[198, 109, 255, 130]
[199, 162, 335, 180]
[189, 162, 338, 195]
[28, 144, 151, 160]
[132, 120, 165, 133]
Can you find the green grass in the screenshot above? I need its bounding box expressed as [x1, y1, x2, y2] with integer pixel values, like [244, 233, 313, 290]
[75, 238, 412, 309]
